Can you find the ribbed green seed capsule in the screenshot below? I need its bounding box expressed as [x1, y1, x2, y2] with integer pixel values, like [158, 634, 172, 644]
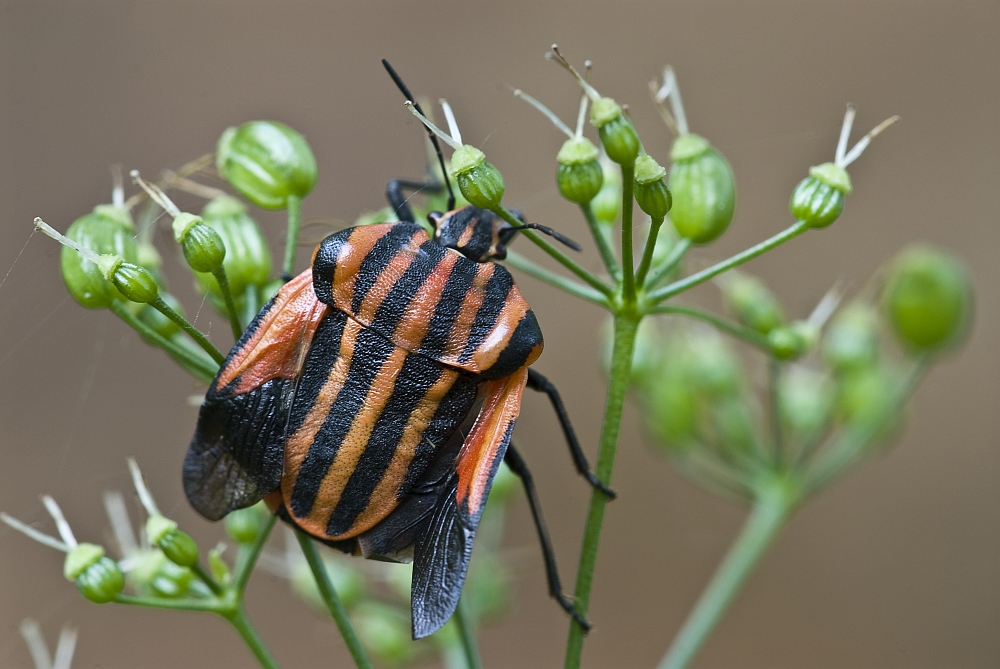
[158, 529, 199, 568]
[669, 134, 736, 244]
[720, 272, 785, 335]
[450, 145, 505, 209]
[768, 326, 807, 360]
[590, 97, 640, 165]
[556, 137, 603, 204]
[883, 245, 973, 351]
[173, 213, 226, 274]
[195, 196, 271, 298]
[97, 257, 159, 304]
[217, 120, 317, 210]
[76, 557, 125, 604]
[225, 506, 264, 544]
[790, 163, 851, 228]
[60, 205, 138, 309]
[591, 157, 622, 223]
[633, 155, 672, 218]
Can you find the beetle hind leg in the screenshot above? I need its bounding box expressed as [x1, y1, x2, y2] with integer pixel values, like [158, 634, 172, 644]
[504, 444, 592, 634]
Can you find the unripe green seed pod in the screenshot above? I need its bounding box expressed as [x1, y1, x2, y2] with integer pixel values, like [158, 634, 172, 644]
[591, 157, 622, 223]
[64, 543, 105, 580]
[450, 145, 505, 209]
[97, 257, 160, 304]
[208, 545, 231, 584]
[779, 366, 833, 440]
[194, 197, 272, 298]
[225, 506, 265, 544]
[768, 326, 807, 360]
[590, 97, 640, 165]
[158, 529, 199, 568]
[823, 303, 879, 373]
[145, 514, 177, 543]
[556, 137, 603, 204]
[147, 558, 194, 599]
[669, 134, 736, 244]
[789, 163, 849, 228]
[720, 272, 785, 335]
[217, 121, 317, 210]
[173, 213, 226, 274]
[634, 155, 672, 218]
[883, 245, 973, 352]
[75, 557, 124, 604]
[837, 366, 896, 432]
[61, 205, 138, 309]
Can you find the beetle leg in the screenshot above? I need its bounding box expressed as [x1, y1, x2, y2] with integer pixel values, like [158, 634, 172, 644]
[386, 179, 443, 224]
[526, 368, 616, 499]
[503, 443, 592, 633]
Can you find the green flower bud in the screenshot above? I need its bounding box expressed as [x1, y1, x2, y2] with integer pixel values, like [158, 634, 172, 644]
[158, 529, 199, 568]
[225, 504, 267, 544]
[217, 120, 317, 209]
[60, 205, 138, 309]
[634, 155, 672, 218]
[590, 156, 622, 223]
[195, 196, 272, 299]
[76, 557, 124, 604]
[556, 137, 603, 204]
[208, 545, 231, 584]
[836, 366, 896, 432]
[132, 550, 194, 598]
[779, 365, 833, 440]
[173, 213, 226, 274]
[789, 164, 849, 228]
[768, 326, 807, 360]
[883, 245, 973, 352]
[590, 97, 640, 165]
[669, 134, 736, 244]
[823, 303, 880, 373]
[450, 145, 505, 209]
[64, 543, 105, 580]
[720, 272, 785, 335]
[96, 256, 159, 304]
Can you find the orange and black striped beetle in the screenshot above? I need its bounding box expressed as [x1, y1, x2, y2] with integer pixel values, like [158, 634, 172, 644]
[183, 61, 611, 639]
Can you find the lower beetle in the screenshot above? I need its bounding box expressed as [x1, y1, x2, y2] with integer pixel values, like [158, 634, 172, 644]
[183, 61, 610, 639]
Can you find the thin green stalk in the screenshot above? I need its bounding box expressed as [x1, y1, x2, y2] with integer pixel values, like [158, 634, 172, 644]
[649, 305, 771, 350]
[620, 163, 636, 302]
[226, 606, 282, 669]
[645, 237, 692, 289]
[295, 530, 374, 669]
[234, 514, 277, 593]
[769, 359, 784, 465]
[635, 215, 665, 288]
[647, 221, 810, 304]
[504, 250, 609, 306]
[282, 194, 302, 278]
[494, 206, 615, 298]
[565, 314, 639, 669]
[113, 593, 221, 612]
[108, 301, 218, 383]
[149, 296, 226, 365]
[580, 202, 621, 282]
[454, 597, 483, 669]
[212, 267, 244, 339]
[658, 481, 793, 669]
[192, 560, 224, 596]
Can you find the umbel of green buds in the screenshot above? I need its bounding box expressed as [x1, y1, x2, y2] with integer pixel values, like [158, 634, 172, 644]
[60, 205, 138, 309]
[720, 272, 785, 335]
[591, 97, 640, 165]
[557, 137, 603, 204]
[64, 544, 124, 604]
[883, 245, 973, 352]
[790, 163, 849, 228]
[217, 120, 317, 209]
[451, 144, 505, 209]
[668, 133, 736, 244]
[146, 514, 199, 568]
[196, 196, 272, 297]
[633, 154, 672, 218]
[173, 213, 226, 274]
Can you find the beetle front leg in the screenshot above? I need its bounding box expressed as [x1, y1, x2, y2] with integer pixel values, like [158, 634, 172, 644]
[526, 368, 616, 499]
[503, 444, 592, 633]
[386, 179, 443, 224]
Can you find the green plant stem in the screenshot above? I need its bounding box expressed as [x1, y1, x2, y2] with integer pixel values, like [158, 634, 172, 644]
[149, 296, 226, 365]
[649, 305, 771, 350]
[192, 560, 224, 596]
[647, 221, 810, 304]
[635, 215, 665, 288]
[212, 266, 244, 339]
[645, 238, 692, 289]
[282, 194, 302, 278]
[113, 593, 221, 612]
[657, 481, 793, 669]
[235, 514, 277, 593]
[494, 206, 614, 298]
[226, 606, 282, 669]
[768, 359, 784, 465]
[564, 313, 639, 669]
[295, 530, 374, 669]
[454, 597, 483, 669]
[504, 250, 609, 306]
[108, 301, 218, 382]
[580, 202, 621, 282]
[620, 163, 636, 302]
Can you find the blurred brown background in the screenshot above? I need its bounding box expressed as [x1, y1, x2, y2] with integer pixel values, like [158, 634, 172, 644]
[1, 1, 997, 667]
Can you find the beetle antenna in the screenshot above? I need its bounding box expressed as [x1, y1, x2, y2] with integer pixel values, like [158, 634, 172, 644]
[382, 59, 456, 211]
[507, 223, 582, 251]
